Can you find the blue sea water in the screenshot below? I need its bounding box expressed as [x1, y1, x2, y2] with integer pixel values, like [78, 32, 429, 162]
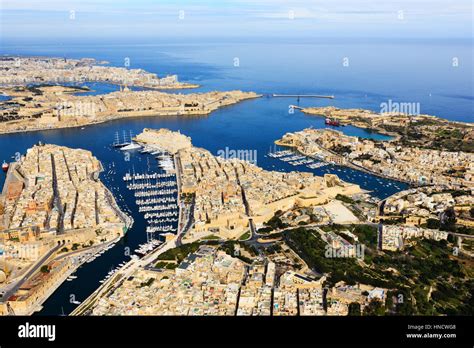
[0, 37, 472, 314]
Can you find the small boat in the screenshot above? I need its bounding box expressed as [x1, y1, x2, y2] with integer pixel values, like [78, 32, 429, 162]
[2, 161, 9, 173]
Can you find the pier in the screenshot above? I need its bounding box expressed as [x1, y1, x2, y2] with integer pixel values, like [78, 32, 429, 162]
[272, 94, 335, 99]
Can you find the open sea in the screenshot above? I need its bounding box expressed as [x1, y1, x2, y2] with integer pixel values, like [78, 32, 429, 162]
[0, 37, 472, 314]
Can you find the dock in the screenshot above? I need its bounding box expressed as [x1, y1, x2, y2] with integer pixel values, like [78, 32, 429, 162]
[272, 94, 335, 99]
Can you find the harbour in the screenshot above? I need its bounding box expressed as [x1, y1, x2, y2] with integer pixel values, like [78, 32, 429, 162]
[0, 38, 469, 316]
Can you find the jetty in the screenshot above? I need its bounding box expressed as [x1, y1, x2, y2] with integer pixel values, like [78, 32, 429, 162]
[272, 94, 335, 99]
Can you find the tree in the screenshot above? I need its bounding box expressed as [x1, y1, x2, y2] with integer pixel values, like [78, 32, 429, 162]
[363, 299, 385, 316]
[440, 207, 456, 231]
[426, 218, 440, 230]
[40, 265, 50, 273]
[348, 302, 361, 316]
[447, 234, 455, 243]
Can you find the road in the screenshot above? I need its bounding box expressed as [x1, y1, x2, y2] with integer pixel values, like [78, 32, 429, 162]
[176, 200, 194, 247]
[0, 242, 63, 303]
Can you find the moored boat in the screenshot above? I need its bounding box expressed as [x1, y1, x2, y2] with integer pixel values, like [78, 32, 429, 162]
[2, 161, 9, 173]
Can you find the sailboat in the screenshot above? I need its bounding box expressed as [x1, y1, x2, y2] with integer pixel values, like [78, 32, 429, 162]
[120, 130, 141, 151]
[112, 131, 130, 148]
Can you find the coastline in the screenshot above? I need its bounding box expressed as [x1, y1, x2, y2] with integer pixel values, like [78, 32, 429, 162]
[300, 107, 473, 137]
[0, 93, 261, 136]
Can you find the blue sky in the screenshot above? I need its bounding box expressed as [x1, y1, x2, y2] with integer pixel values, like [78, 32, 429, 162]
[0, 0, 472, 40]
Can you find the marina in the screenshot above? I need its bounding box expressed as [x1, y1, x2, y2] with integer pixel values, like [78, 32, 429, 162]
[266, 146, 407, 194]
[267, 149, 329, 169]
[120, 141, 179, 245]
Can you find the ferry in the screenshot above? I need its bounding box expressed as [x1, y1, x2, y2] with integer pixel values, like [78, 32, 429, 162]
[325, 118, 340, 126]
[2, 161, 8, 173]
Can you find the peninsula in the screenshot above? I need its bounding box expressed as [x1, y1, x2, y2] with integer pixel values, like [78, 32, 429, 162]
[300, 106, 474, 153]
[0, 85, 259, 134]
[275, 128, 474, 188]
[0, 56, 260, 134]
[0, 144, 130, 315]
[135, 128, 362, 240]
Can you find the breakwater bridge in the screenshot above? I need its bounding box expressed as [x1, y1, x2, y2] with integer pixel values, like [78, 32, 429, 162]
[270, 94, 335, 99]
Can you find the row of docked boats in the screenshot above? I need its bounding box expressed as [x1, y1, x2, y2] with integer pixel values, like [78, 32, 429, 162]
[134, 188, 178, 197]
[84, 242, 117, 264]
[268, 149, 330, 170]
[138, 203, 178, 213]
[123, 172, 175, 181]
[98, 261, 130, 284]
[126, 180, 176, 190]
[137, 146, 175, 173]
[135, 196, 177, 205]
[134, 239, 162, 255]
[144, 211, 179, 219]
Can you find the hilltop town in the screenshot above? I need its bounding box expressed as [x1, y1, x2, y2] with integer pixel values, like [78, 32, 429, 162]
[0, 144, 129, 314]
